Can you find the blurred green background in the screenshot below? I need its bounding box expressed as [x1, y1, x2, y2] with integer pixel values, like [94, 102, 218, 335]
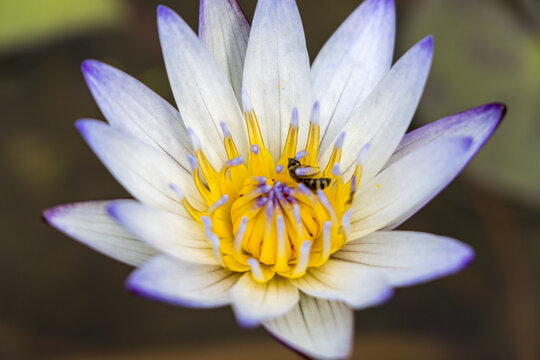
[0, 0, 539, 359]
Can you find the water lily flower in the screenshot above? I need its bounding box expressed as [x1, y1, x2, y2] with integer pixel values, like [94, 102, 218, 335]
[43, 0, 505, 358]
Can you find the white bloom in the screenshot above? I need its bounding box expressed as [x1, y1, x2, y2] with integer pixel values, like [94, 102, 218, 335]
[43, 0, 505, 358]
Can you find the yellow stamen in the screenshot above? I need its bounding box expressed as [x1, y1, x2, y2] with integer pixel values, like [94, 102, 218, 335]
[178, 102, 367, 282]
[304, 102, 320, 167]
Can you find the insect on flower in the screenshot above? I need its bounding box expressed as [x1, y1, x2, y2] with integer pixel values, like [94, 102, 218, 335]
[43, 0, 505, 358]
[287, 157, 332, 191]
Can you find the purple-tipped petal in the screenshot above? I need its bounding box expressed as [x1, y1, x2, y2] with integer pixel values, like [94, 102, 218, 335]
[388, 103, 506, 167]
[320, 35, 434, 182]
[337, 231, 475, 287]
[363, 103, 506, 231]
[126, 255, 240, 308]
[76, 119, 204, 213]
[199, 0, 250, 101]
[81, 59, 192, 170]
[43, 201, 159, 266]
[158, 5, 247, 166]
[350, 136, 473, 235]
[108, 200, 216, 265]
[313, 0, 396, 145]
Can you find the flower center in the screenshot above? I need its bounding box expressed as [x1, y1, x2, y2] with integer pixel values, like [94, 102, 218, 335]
[177, 94, 366, 283]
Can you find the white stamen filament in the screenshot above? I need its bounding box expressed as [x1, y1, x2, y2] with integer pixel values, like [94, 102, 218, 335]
[317, 189, 338, 224]
[292, 240, 312, 277]
[248, 258, 265, 282]
[341, 210, 352, 239]
[321, 221, 332, 262]
[208, 194, 229, 215]
[276, 214, 287, 267]
[293, 204, 304, 240]
[234, 216, 248, 254]
[201, 216, 224, 266]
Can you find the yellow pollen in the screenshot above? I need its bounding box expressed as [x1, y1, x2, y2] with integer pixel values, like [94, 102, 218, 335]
[180, 103, 364, 283]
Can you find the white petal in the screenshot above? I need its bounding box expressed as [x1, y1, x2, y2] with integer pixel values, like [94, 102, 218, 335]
[230, 273, 299, 328]
[108, 200, 217, 266]
[313, 0, 395, 147]
[126, 255, 240, 308]
[320, 36, 434, 182]
[335, 231, 475, 287]
[263, 293, 353, 360]
[291, 259, 392, 309]
[199, 0, 250, 102]
[350, 137, 472, 236]
[81, 60, 192, 171]
[243, 0, 312, 160]
[43, 201, 159, 266]
[76, 119, 204, 213]
[387, 103, 505, 168]
[158, 5, 247, 166]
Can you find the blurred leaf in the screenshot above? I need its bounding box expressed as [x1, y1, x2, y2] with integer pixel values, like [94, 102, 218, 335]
[0, 0, 125, 53]
[401, 0, 540, 207]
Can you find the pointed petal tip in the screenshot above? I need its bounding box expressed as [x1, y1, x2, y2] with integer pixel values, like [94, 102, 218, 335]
[346, 0, 396, 31]
[460, 247, 476, 270]
[74, 119, 108, 142]
[124, 273, 172, 307]
[235, 313, 260, 329]
[80, 59, 102, 77]
[74, 118, 94, 139]
[157, 4, 174, 19]
[379, 286, 395, 305]
[421, 34, 434, 51]
[444, 241, 475, 276]
[41, 204, 66, 225]
[369, 0, 396, 11]
[482, 102, 507, 117]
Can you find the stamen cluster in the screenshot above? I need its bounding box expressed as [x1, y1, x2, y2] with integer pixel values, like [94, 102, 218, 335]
[178, 93, 366, 283]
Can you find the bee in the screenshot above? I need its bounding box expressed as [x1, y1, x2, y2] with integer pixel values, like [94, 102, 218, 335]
[287, 158, 331, 191]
